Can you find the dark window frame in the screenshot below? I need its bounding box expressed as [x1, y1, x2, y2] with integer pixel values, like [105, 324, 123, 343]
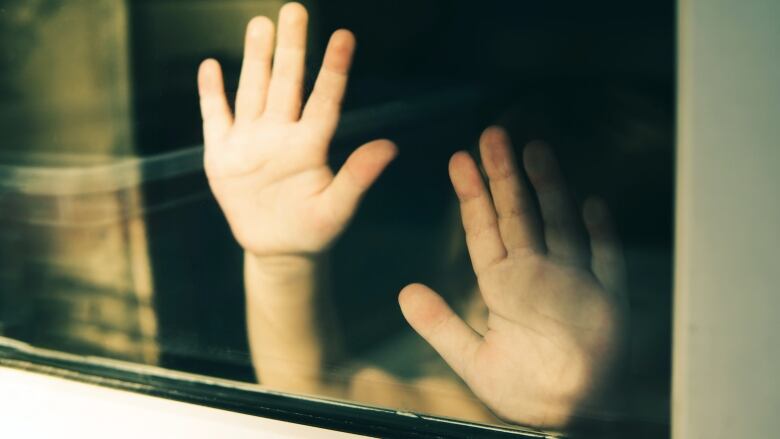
[0, 338, 548, 439]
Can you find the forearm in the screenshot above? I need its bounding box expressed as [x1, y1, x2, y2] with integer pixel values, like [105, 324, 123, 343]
[244, 252, 342, 394]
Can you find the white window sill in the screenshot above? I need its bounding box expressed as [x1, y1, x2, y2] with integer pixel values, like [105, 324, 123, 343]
[0, 366, 368, 439]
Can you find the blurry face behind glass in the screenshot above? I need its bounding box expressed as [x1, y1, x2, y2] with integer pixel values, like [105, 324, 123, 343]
[0, 1, 673, 436]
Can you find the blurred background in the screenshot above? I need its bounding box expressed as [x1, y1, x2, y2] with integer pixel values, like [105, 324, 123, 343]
[0, 0, 673, 436]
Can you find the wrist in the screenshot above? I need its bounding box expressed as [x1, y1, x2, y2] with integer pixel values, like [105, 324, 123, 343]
[245, 251, 320, 280]
[244, 251, 327, 305]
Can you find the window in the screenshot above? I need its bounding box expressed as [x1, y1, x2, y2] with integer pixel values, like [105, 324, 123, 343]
[0, 1, 674, 437]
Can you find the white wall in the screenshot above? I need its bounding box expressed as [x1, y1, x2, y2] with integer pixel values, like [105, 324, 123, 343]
[675, 0, 780, 437]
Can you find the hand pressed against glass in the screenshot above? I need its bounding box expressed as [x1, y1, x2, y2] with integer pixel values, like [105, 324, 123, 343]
[399, 127, 628, 428]
[198, 3, 397, 257]
[197, 3, 395, 397]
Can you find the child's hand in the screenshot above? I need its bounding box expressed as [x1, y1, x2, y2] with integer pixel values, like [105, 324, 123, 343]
[399, 127, 628, 428]
[198, 3, 397, 257]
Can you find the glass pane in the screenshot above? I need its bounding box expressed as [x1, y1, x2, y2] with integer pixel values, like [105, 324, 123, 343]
[0, 0, 673, 436]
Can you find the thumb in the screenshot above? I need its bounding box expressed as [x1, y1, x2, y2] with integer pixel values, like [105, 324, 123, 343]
[318, 139, 397, 226]
[398, 283, 482, 383]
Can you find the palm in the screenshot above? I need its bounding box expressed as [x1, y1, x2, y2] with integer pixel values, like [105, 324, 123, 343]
[471, 256, 620, 426]
[198, 4, 396, 256]
[400, 127, 627, 428]
[206, 123, 336, 254]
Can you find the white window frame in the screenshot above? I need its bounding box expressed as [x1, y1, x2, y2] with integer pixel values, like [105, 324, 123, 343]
[674, 0, 780, 437]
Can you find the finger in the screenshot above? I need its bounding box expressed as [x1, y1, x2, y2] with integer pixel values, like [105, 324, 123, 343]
[583, 197, 627, 297]
[398, 284, 482, 384]
[198, 59, 233, 146]
[264, 2, 308, 121]
[449, 151, 507, 275]
[523, 142, 590, 266]
[301, 29, 356, 139]
[234, 16, 274, 122]
[317, 139, 397, 227]
[479, 126, 544, 255]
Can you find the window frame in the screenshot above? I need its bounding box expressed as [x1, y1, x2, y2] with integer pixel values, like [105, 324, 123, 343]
[0, 337, 549, 438]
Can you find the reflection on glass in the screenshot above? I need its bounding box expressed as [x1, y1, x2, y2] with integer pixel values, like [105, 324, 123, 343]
[0, 1, 673, 436]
